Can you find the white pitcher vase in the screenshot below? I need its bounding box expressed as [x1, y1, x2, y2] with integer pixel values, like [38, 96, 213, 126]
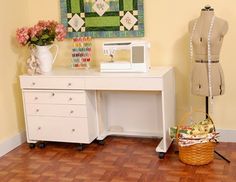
[35, 44, 59, 73]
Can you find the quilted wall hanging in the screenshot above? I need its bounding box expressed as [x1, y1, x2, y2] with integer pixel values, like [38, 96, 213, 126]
[60, 0, 144, 38]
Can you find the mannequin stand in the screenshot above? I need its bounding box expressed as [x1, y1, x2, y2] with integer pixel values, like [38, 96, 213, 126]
[205, 97, 231, 163]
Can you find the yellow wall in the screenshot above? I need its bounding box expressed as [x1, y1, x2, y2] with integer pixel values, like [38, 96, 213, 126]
[0, 1, 29, 141]
[1, 0, 235, 142]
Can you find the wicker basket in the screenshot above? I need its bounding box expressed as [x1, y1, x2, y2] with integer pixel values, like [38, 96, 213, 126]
[177, 111, 216, 165]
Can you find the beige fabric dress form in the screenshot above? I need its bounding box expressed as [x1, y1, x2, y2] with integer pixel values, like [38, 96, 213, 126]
[189, 10, 228, 96]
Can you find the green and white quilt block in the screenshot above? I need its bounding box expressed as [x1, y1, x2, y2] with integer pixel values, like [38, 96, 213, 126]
[60, 0, 144, 38]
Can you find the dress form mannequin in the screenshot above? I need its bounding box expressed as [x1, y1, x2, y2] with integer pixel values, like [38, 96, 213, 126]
[189, 7, 228, 96]
[188, 7, 231, 163]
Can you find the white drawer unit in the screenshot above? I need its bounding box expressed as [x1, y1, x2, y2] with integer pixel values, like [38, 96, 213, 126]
[20, 75, 98, 150]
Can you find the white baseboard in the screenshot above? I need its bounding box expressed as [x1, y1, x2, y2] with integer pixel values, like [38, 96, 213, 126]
[217, 129, 236, 142]
[0, 131, 26, 157]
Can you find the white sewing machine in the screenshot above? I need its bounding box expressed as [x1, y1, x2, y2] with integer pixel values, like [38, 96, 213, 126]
[100, 41, 150, 72]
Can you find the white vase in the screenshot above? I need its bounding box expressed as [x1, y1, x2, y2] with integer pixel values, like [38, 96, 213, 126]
[35, 44, 59, 73]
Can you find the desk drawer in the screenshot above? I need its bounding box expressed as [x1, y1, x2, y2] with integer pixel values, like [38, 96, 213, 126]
[20, 77, 85, 89]
[24, 91, 86, 104]
[25, 104, 87, 118]
[85, 77, 163, 90]
[27, 116, 90, 143]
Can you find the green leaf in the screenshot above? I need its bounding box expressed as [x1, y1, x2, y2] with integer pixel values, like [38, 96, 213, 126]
[31, 37, 38, 42]
[37, 39, 43, 46]
[41, 34, 50, 39]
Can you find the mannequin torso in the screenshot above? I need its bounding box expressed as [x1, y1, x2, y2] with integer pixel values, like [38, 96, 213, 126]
[189, 10, 228, 96]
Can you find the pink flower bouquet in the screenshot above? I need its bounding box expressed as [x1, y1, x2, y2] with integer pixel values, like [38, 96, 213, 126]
[16, 20, 66, 46]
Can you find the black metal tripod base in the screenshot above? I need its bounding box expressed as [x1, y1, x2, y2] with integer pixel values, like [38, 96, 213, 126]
[206, 97, 231, 164]
[214, 150, 231, 163]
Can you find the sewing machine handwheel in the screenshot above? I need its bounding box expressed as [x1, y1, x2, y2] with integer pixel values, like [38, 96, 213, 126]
[158, 152, 165, 159]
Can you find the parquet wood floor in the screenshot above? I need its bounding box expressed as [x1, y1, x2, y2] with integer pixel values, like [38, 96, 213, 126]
[0, 136, 235, 182]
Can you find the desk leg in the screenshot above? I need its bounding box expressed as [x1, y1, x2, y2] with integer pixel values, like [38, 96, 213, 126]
[155, 69, 175, 158]
[96, 91, 108, 141]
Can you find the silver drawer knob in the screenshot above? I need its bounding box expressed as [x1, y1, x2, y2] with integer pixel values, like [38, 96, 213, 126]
[70, 110, 74, 114]
[72, 129, 75, 132]
[68, 83, 72, 87]
[34, 97, 38, 100]
[32, 82, 36, 86]
[36, 109, 39, 112]
[38, 126, 41, 130]
[69, 97, 73, 101]
[51, 93, 55, 96]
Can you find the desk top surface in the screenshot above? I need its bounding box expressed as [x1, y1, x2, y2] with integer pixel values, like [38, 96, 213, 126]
[21, 67, 173, 78]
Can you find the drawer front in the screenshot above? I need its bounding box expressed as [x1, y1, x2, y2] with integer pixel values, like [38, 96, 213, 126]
[27, 116, 91, 143]
[25, 104, 87, 118]
[85, 77, 163, 91]
[20, 77, 85, 89]
[24, 91, 86, 104]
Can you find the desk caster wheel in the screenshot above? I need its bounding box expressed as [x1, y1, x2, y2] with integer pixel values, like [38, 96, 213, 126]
[97, 140, 105, 145]
[158, 152, 165, 159]
[29, 143, 36, 149]
[38, 142, 46, 149]
[77, 144, 83, 151]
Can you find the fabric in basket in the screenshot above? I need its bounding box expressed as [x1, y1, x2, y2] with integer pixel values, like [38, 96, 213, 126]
[169, 118, 214, 139]
[178, 132, 219, 147]
[169, 118, 218, 147]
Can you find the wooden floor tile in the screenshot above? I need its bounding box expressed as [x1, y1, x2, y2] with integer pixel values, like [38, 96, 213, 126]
[0, 136, 235, 182]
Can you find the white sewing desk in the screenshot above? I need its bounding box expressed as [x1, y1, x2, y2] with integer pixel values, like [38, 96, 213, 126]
[20, 67, 175, 158]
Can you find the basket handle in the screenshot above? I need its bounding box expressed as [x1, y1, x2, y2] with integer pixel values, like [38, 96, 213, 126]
[179, 110, 214, 126]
